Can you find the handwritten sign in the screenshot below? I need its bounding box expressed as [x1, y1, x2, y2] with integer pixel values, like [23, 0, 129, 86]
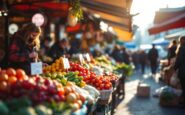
[64, 58, 70, 69]
[31, 62, 43, 75]
[62, 58, 70, 69]
[85, 53, 91, 62]
[79, 54, 84, 64]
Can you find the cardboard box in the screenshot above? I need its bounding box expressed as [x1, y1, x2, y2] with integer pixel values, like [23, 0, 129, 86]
[137, 83, 150, 97]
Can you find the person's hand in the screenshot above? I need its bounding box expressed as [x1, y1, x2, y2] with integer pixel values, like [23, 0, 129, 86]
[29, 52, 38, 59]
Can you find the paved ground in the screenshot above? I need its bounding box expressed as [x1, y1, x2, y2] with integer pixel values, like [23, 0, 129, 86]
[114, 69, 185, 115]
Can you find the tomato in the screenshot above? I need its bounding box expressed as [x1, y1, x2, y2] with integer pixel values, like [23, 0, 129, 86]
[7, 76, 17, 84]
[100, 84, 104, 89]
[0, 81, 8, 91]
[98, 80, 102, 84]
[95, 83, 99, 87]
[16, 69, 26, 76]
[58, 88, 65, 96]
[91, 79, 96, 84]
[6, 68, 16, 76]
[16, 69, 26, 80]
[0, 73, 8, 81]
[104, 84, 110, 89]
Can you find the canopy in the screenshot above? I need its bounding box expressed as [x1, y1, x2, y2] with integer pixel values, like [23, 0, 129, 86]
[113, 27, 133, 42]
[9, 1, 69, 18]
[81, 0, 132, 32]
[148, 7, 185, 35]
[6, 0, 133, 41]
[152, 38, 169, 46]
[165, 30, 185, 39]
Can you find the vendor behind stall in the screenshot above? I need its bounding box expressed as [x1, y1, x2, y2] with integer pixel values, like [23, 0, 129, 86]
[48, 38, 70, 61]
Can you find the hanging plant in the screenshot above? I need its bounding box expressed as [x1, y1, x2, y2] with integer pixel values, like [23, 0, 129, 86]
[69, 0, 83, 21]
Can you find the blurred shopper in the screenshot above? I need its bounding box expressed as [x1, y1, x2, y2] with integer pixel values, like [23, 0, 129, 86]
[111, 45, 123, 62]
[69, 35, 82, 55]
[132, 51, 140, 72]
[167, 40, 177, 65]
[174, 36, 185, 106]
[39, 36, 53, 64]
[139, 50, 147, 74]
[48, 38, 69, 61]
[8, 23, 41, 74]
[121, 46, 130, 65]
[148, 44, 159, 75]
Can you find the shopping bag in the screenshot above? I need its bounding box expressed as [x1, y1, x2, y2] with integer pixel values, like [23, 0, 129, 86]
[170, 70, 179, 87]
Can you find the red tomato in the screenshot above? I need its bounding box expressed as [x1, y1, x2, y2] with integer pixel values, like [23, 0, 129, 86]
[100, 84, 104, 89]
[16, 69, 26, 80]
[6, 68, 16, 76]
[95, 83, 99, 87]
[0, 73, 8, 81]
[58, 87, 65, 96]
[7, 76, 17, 84]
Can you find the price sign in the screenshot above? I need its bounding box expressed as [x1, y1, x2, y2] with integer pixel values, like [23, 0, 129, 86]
[85, 53, 91, 62]
[79, 54, 84, 64]
[31, 62, 43, 75]
[62, 58, 70, 69]
[64, 58, 70, 69]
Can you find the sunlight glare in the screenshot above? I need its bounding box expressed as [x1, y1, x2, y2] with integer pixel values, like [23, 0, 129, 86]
[131, 0, 185, 28]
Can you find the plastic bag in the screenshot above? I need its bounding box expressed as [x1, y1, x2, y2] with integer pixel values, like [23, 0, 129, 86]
[170, 70, 179, 86]
[153, 86, 182, 97]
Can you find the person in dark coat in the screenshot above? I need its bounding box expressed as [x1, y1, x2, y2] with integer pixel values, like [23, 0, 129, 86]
[111, 45, 123, 62]
[139, 50, 147, 74]
[39, 36, 53, 64]
[48, 38, 69, 61]
[174, 36, 185, 106]
[121, 46, 130, 65]
[167, 40, 177, 65]
[68, 36, 81, 56]
[148, 44, 159, 75]
[7, 23, 41, 75]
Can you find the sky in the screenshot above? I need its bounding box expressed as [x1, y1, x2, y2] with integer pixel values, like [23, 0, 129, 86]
[130, 0, 185, 29]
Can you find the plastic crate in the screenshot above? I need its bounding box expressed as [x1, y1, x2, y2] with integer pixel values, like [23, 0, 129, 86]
[99, 88, 113, 100]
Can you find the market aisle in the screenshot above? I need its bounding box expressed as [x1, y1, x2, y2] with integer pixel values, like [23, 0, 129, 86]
[114, 69, 185, 115]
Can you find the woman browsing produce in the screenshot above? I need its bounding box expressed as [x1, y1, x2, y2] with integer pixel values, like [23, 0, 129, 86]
[7, 23, 41, 75]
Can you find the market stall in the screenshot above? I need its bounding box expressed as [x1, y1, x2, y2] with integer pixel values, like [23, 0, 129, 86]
[0, 54, 133, 114]
[0, 0, 134, 114]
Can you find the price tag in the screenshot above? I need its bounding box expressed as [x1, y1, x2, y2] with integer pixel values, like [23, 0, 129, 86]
[62, 58, 70, 69]
[65, 58, 70, 69]
[85, 53, 91, 62]
[79, 54, 84, 64]
[31, 62, 43, 75]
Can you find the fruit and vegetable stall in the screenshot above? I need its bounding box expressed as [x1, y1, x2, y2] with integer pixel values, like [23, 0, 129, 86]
[0, 54, 133, 115]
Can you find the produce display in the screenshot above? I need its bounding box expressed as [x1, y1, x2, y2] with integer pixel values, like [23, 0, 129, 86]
[0, 68, 87, 114]
[69, 62, 112, 90]
[42, 72, 86, 87]
[43, 57, 65, 73]
[93, 56, 133, 76]
[0, 54, 128, 115]
[113, 63, 133, 76]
